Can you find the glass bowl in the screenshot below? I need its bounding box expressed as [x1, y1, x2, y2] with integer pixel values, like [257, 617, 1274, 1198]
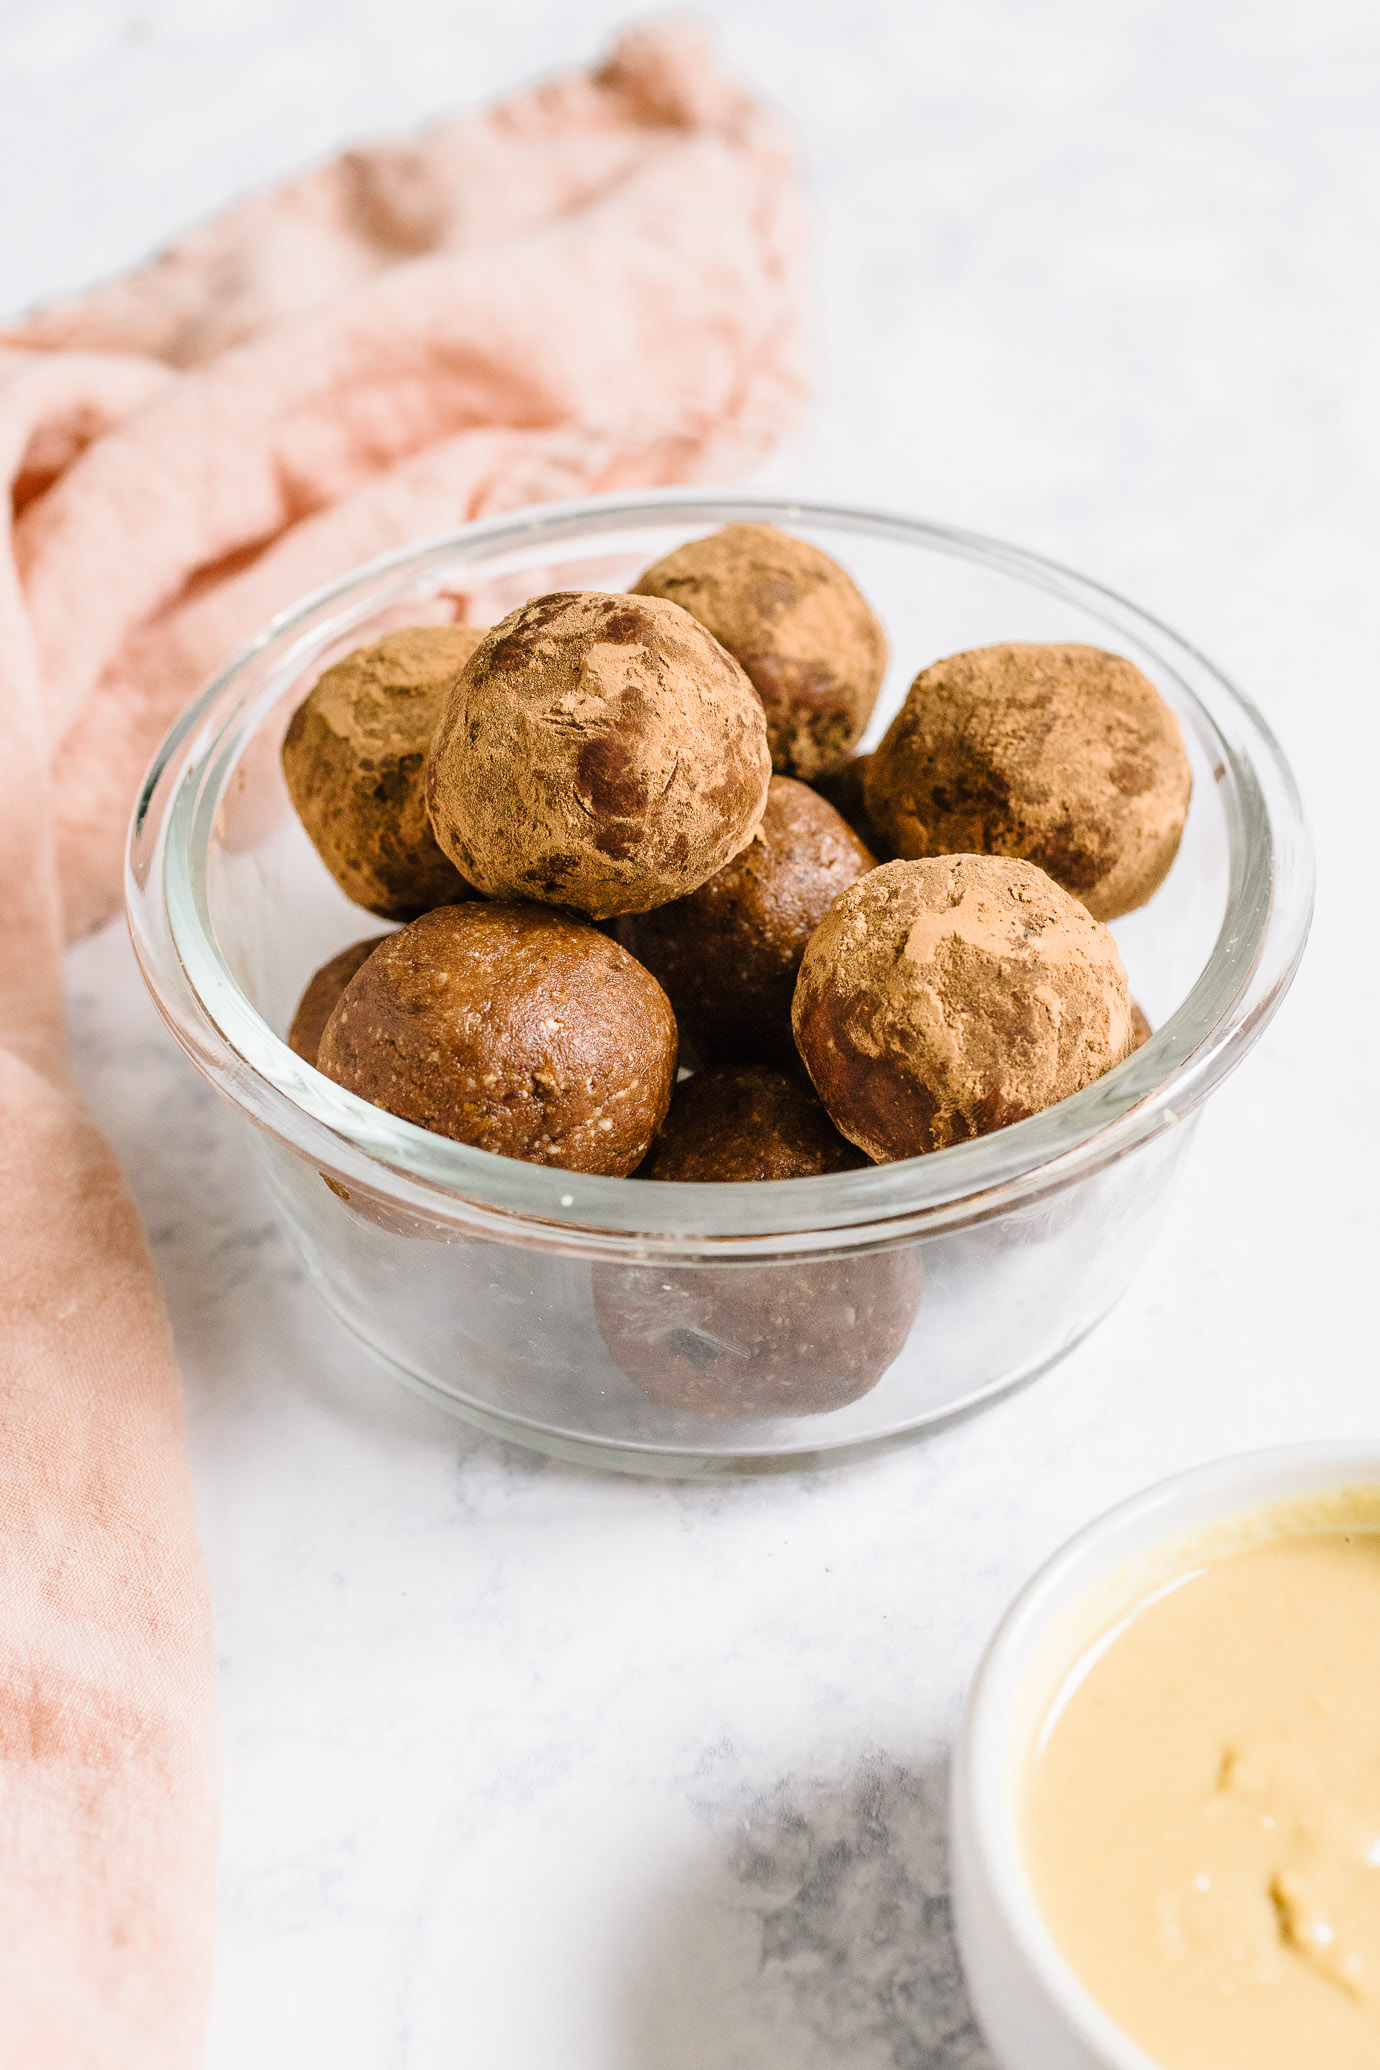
[126, 492, 1312, 1476]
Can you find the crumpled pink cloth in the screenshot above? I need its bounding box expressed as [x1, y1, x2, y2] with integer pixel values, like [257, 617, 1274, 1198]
[0, 20, 808, 2064]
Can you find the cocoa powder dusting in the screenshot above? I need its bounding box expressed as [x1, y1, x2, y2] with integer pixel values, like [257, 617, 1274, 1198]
[282, 623, 483, 918]
[792, 855, 1136, 1161]
[633, 524, 888, 781]
[425, 590, 770, 920]
[864, 643, 1192, 921]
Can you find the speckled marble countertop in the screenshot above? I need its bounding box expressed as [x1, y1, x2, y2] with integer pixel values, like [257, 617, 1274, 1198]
[9, 1, 1379, 2062]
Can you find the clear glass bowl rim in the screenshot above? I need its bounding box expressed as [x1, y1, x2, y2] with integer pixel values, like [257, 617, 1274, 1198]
[126, 489, 1313, 1260]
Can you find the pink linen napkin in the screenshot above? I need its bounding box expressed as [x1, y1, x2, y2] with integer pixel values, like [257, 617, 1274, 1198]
[0, 20, 808, 2063]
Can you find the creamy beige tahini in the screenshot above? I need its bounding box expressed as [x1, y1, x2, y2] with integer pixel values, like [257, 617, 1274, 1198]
[1025, 1514, 1380, 2070]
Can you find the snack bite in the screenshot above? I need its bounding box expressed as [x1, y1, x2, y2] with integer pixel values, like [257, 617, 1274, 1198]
[638, 1065, 868, 1182]
[813, 751, 892, 857]
[594, 1246, 920, 1420]
[425, 591, 770, 920]
[792, 855, 1135, 1161]
[317, 902, 677, 1175]
[598, 1065, 914, 1421]
[282, 624, 483, 918]
[620, 776, 875, 1065]
[865, 642, 1192, 921]
[633, 524, 888, 781]
[287, 937, 386, 1065]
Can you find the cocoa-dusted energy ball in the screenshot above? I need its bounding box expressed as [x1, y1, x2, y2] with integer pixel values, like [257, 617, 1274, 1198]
[620, 777, 875, 1066]
[317, 903, 677, 1176]
[425, 591, 770, 920]
[287, 937, 386, 1065]
[633, 524, 888, 781]
[793, 855, 1136, 1161]
[1130, 1000, 1153, 1051]
[594, 1246, 921, 1419]
[638, 1066, 869, 1182]
[865, 643, 1192, 921]
[282, 624, 483, 918]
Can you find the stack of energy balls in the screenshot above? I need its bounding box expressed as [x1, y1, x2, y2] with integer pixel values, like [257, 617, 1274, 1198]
[281, 524, 1190, 1416]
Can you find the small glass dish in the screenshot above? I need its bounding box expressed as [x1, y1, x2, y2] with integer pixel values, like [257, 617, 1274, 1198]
[126, 492, 1312, 1476]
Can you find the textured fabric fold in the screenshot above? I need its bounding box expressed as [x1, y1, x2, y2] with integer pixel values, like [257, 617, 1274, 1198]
[0, 18, 808, 2063]
[5, 16, 809, 939]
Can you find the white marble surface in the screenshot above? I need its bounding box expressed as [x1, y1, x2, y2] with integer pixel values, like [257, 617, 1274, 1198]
[8, 0, 1380, 2062]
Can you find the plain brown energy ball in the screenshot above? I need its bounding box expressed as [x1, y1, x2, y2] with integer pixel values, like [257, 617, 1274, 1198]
[425, 590, 770, 920]
[812, 752, 893, 857]
[619, 776, 876, 1066]
[793, 855, 1136, 1162]
[317, 902, 677, 1176]
[288, 934, 451, 1240]
[287, 937, 386, 1065]
[282, 623, 484, 918]
[864, 642, 1192, 921]
[593, 1246, 921, 1419]
[632, 524, 888, 782]
[638, 1065, 869, 1182]
[599, 1063, 914, 1422]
